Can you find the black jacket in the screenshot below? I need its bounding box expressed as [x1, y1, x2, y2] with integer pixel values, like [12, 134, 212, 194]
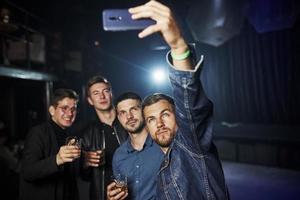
[80, 119, 127, 200]
[19, 121, 79, 200]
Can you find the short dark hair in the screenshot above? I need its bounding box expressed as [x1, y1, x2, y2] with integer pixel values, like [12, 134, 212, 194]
[115, 92, 142, 108]
[50, 88, 79, 107]
[85, 75, 111, 97]
[142, 93, 175, 112]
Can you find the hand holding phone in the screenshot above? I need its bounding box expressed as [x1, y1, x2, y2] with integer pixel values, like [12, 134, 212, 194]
[102, 9, 155, 31]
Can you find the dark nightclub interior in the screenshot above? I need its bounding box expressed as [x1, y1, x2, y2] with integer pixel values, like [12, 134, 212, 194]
[0, 0, 300, 199]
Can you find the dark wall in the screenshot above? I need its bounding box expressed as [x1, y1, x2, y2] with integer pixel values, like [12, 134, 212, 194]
[0, 77, 47, 140]
[199, 19, 300, 125]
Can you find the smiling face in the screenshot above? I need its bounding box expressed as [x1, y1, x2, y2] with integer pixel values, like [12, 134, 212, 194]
[117, 99, 145, 134]
[49, 97, 77, 129]
[87, 82, 113, 112]
[143, 99, 178, 152]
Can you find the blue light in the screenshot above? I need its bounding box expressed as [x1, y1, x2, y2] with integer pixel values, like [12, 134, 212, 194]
[151, 68, 167, 84]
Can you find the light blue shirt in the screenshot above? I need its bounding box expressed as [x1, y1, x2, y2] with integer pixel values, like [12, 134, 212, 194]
[112, 134, 164, 200]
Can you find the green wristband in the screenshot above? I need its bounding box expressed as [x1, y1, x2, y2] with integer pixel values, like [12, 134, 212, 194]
[171, 49, 190, 60]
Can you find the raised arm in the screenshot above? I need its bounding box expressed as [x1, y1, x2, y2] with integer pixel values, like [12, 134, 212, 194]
[130, 0, 213, 150]
[129, 0, 193, 70]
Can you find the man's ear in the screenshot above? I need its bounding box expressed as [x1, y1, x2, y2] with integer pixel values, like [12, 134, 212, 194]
[145, 124, 150, 133]
[49, 106, 55, 116]
[87, 96, 94, 106]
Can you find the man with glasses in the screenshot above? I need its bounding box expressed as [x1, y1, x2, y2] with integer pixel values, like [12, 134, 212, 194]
[19, 88, 81, 200]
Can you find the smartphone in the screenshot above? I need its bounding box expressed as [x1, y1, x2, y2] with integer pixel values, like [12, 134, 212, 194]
[102, 9, 155, 31]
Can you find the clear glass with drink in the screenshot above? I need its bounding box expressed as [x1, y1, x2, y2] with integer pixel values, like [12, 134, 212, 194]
[65, 136, 82, 159]
[112, 174, 128, 193]
[97, 148, 105, 166]
[98, 131, 105, 166]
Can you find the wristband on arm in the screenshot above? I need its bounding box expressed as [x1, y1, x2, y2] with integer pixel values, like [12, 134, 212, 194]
[171, 49, 190, 60]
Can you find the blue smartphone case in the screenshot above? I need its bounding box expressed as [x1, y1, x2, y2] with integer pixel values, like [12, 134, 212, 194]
[102, 9, 155, 31]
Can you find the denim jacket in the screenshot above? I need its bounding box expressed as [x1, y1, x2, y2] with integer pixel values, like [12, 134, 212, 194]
[156, 54, 229, 200]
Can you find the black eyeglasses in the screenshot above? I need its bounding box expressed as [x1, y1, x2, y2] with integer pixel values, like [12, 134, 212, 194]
[57, 106, 77, 113]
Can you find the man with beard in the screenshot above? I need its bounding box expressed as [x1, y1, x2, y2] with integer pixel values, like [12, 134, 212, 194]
[131, 1, 229, 199]
[106, 92, 164, 200]
[80, 76, 128, 200]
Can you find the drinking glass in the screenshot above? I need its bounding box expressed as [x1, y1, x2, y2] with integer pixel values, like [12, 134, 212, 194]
[112, 174, 128, 193]
[97, 148, 105, 166]
[65, 136, 82, 159]
[97, 131, 105, 166]
[65, 136, 82, 148]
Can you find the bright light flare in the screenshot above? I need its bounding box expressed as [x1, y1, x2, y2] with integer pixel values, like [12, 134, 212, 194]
[152, 68, 167, 84]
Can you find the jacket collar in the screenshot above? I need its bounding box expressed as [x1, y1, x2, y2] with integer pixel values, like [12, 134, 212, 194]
[158, 139, 175, 172]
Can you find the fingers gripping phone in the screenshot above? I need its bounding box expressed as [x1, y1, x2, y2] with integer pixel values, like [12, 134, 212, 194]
[102, 9, 155, 31]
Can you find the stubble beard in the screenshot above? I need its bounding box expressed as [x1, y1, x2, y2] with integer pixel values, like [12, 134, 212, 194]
[127, 119, 145, 134]
[155, 129, 175, 148]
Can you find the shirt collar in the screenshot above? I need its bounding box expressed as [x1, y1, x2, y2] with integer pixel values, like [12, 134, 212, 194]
[126, 134, 153, 153]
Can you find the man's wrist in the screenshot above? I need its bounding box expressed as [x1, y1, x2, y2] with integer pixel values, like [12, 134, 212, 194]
[170, 38, 189, 55]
